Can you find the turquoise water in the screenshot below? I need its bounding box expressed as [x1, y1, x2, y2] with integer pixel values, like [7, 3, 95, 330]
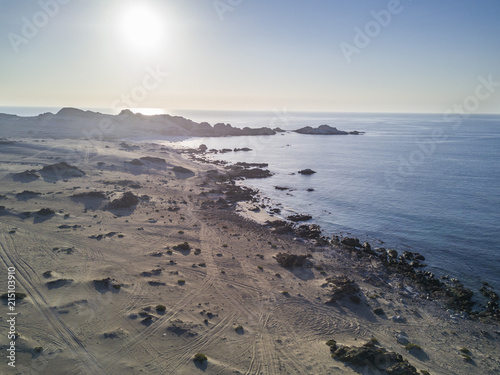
[175, 111, 500, 295]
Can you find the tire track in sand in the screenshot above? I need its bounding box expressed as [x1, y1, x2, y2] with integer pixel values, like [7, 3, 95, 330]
[0, 230, 107, 375]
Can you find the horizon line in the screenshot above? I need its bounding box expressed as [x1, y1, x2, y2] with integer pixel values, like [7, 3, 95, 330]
[1, 105, 499, 117]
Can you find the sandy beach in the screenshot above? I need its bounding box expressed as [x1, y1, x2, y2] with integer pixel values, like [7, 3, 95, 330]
[0, 137, 498, 375]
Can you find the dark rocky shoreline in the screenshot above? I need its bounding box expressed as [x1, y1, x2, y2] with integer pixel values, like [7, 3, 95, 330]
[185, 144, 500, 323]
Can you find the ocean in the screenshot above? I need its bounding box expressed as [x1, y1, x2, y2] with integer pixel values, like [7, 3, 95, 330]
[2, 107, 499, 299]
[173, 110, 500, 299]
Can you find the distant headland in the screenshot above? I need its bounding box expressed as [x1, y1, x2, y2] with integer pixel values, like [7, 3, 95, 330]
[0, 108, 364, 139]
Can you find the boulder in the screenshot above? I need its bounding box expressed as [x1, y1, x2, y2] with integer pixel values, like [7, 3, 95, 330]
[287, 214, 312, 222]
[295, 224, 321, 238]
[235, 162, 268, 168]
[298, 169, 316, 175]
[325, 276, 360, 302]
[480, 285, 499, 301]
[275, 253, 310, 268]
[328, 341, 418, 375]
[37, 208, 55, 216]
[387, 249, 398, 259]
[229, 166, 272, 179]
[172, 166, 194, 174]
[341, 237, 362, 248]
[107, 192, 139, 210]
[224, 185, 257, 203]
[266, 220, 294, 234]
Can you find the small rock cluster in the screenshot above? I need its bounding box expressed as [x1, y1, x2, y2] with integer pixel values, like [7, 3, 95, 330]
[275, 253, 311, 268]
[326, 339, 419, 375]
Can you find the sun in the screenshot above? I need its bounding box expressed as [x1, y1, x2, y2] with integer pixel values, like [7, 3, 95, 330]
[117, 3, 165, 54]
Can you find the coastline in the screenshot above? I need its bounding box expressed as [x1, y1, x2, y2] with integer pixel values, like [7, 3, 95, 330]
[177, 141, 500, 318]
[0, 137, 498, 374]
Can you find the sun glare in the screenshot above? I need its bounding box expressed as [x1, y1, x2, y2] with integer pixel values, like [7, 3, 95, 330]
[129, 107, 166, 116]
[117, 3, 165, 54]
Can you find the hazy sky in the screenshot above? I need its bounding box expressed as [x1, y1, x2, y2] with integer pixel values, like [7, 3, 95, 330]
[1, 0, 499, 113]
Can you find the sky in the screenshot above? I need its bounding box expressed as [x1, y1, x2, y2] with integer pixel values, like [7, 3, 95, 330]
[0, 0, 499, 114]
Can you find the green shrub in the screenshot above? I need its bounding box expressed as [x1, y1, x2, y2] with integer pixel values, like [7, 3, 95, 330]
[462, 353, 472, 362]
[174, 242, 190, 251]
[193, 353, 207, 364]
[156, 305, 166, 312]
[325, 340, 337, 347]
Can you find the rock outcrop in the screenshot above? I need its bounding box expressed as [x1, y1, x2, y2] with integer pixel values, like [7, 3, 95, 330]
[275, 253, 311, 268]
[294, 125, 363, 135]
[0, 108, 277, 139]
[298, 169, 316, 175]
[107, 192, 139, 210]
[39, 162, 85, 179]
[327, 340, 419, 375]
[287, 214, 312, 222]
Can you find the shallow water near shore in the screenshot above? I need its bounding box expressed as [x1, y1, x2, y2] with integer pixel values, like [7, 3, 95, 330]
[172, 111, 500, 296]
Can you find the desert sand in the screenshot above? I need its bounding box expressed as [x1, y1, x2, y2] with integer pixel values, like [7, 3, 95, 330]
[0, 137, 499, 375]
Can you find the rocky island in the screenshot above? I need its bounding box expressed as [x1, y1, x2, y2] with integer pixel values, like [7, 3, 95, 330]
[294, 124, 364, 135]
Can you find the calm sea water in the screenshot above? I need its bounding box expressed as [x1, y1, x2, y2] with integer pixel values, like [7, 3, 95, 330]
[174, 111, 500, 296]
[3, 107, 499, 296]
